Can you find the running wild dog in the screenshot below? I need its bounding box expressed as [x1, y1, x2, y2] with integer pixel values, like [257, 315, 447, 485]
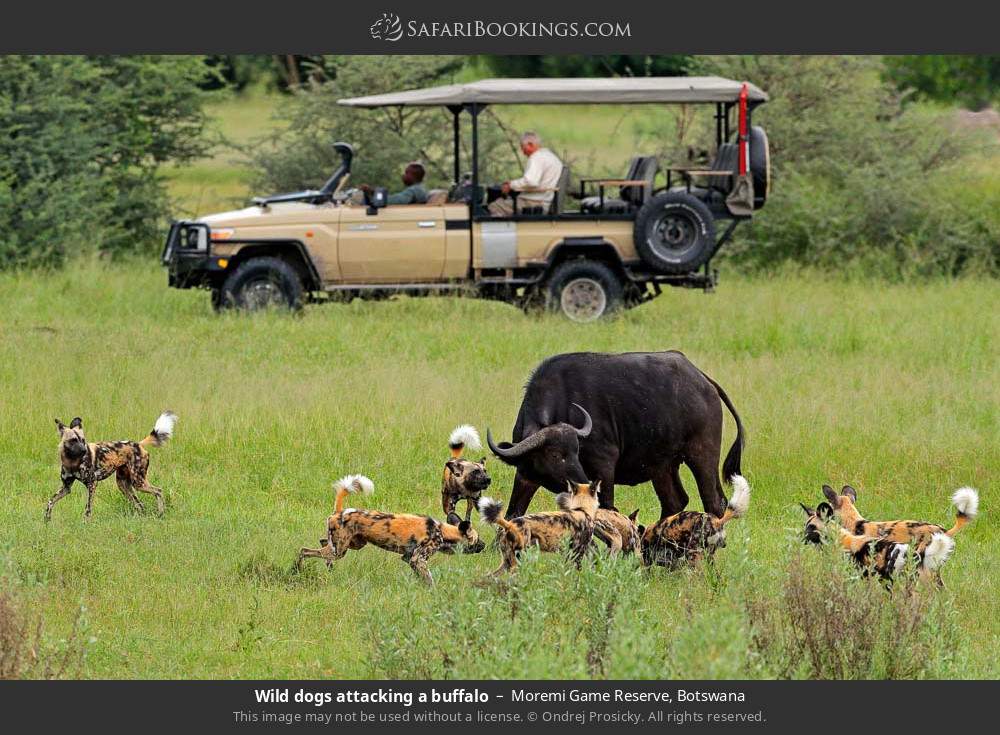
[441, 425, 492, 527]
[639, 475, 751, 567]
[296, 475, 479, 585]
[46, 411, 177, 520]
[801, 485, 978, 584]
[477, 480, 600, 574]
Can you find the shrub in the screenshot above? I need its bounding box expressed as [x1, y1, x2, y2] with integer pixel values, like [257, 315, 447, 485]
[0, 590, 89, 679]
[0, 56, 209, 268]
[744, 546, 963, 679]
[697, 56, 999, 277]
[249, 56, 520, 195]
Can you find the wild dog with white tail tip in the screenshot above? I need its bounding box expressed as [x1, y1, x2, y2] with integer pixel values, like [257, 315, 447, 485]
[296, 475, 479, 585]
[639, 475, 751, 567]
[441, 425, 491, 534]
[801, 484, 977, 584]
[46, 411, 177, 520]
[477, 480, 600, 574]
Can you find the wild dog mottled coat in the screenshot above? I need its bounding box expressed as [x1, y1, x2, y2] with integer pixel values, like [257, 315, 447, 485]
[477, 480, 600, 574]
[441, 425, 491, 528]
[639, 475, 750, 567]
[46, 412, 177, 520]
[593, 507, 641, 554]
[297, 475, 479, 585]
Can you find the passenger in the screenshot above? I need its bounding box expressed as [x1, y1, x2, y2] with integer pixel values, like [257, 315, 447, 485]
[488, 131, 563, 216]
[359, 162, 428, 205]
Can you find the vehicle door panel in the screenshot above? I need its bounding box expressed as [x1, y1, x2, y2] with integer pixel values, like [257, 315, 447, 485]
[337, 204, 447, 282]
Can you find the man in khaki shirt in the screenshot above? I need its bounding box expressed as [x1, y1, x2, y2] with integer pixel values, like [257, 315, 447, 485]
[488, 131, 563, 216]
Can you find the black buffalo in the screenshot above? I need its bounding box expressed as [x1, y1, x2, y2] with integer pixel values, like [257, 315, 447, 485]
[487, 351, 745, 520]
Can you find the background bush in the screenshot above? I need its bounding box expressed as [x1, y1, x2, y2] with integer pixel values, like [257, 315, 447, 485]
[0, 56, 208, 268]
[701, 56, 999, 277]
[249, 56, 521, 194]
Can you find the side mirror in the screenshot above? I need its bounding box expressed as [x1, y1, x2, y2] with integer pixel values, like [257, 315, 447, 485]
[366, 186, 388, 215]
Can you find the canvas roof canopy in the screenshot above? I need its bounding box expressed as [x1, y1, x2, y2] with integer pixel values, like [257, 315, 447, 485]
[337, 76, 768, 108]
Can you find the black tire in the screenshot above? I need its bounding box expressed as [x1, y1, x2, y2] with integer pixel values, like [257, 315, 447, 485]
[749, 125, 770, 210]
[633, 192, 716, 274]
[545, 260, 623, 322]
[219, 256, 304, 311]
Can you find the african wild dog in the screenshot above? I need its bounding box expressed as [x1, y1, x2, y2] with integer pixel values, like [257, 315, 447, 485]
[800, 484, 978, 584]
[800, 503, 956, 584]
[46, 412, 177, 520]
[441, 425, 491, 537]
[296, 475, 479, 585]
[817, 484, 979, 543]
[477, 480, 601, 575]
[639, 475, 751, 567]
[593, 508, 641, 555]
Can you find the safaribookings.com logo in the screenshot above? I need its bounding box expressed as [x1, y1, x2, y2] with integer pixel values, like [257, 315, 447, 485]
[370, 14, 631, 42]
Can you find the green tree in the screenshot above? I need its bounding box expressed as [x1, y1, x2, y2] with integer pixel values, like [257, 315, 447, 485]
[884, 56, 1000, 111]
[482, 54, 691, 78]
[250, 56, 519, 195]
[0, 56, 209, 268]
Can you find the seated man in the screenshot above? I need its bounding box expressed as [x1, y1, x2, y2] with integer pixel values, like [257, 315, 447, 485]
[488, 132, 563, 216]
[359, 162, 428, 205]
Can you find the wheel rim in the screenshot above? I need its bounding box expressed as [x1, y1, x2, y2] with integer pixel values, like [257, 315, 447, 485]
[648, 211, 700, 263]
[240, 277, 286, 310]
[560, 277, 607, 322]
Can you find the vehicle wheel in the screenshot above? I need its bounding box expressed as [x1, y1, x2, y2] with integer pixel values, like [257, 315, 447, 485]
[749, 125, 770, 209]
[545, 260, 623, 322]
[220, 257, 304, 311]
[633, 192, 716, 274]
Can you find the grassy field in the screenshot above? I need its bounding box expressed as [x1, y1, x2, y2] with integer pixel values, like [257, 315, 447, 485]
[0, 263, 996, 678]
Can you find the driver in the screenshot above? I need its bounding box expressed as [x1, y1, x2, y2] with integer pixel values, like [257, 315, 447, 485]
[359, 162, 428, 205]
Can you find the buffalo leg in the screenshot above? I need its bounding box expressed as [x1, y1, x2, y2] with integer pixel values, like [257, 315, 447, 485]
[686, 449, 727, 518]
[650, 463, 688, 519]
[506, 471, 541, 518]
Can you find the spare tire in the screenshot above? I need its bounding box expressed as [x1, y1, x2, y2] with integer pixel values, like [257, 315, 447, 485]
[633, 192, 717, 274]
[749, 125, 770, 210]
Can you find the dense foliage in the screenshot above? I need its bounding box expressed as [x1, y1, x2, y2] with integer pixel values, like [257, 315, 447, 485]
[885, 55, 1000, 111]
[702, 56, 999, 277]
[249, 56, 521, 195]
[0, 56, 208, 268]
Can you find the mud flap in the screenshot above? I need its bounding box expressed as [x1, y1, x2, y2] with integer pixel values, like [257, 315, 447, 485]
[725, 174, 755, 217]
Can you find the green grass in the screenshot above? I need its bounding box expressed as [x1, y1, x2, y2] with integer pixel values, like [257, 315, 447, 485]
[0, 262, 996, 678]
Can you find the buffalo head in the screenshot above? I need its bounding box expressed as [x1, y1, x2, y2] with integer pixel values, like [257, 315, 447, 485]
[486, 403, 593, 493]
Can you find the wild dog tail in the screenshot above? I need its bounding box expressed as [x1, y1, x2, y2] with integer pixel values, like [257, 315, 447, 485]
[923, 532, 956, 571]
[477, 496, 519, 533]
[449, 424, 482, 458]
[333, 474, 374, 513]
[713, 475, 751, 528]
[139, 411, 178, 448]
[945, 487, 979, 537]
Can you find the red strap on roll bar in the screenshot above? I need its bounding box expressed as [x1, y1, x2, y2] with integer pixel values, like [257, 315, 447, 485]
[738, 82, 748, 176]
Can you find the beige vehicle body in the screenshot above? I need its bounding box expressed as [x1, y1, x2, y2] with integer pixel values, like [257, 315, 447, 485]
[163, 77, 768, 320]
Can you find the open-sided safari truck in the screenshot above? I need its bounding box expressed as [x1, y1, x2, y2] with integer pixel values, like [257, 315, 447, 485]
[162, 77, 769, 321]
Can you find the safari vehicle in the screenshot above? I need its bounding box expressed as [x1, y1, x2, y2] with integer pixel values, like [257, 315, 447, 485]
[162, 77, 770, 321]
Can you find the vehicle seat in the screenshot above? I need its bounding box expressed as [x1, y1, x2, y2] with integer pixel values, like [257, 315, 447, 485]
[707, 143, 738, 194]
[425, 189, 448, 205]
[549, 164, 571, 215]
[580, 156, 657, 214]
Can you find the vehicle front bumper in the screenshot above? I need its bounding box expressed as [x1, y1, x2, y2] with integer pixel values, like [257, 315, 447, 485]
[162, 221, 228, 288]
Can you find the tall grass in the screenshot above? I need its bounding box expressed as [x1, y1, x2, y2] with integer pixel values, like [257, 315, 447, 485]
[0, 261, 995, 678]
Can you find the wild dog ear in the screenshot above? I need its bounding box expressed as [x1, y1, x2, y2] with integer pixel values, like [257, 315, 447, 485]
[69, 417, 83, 429]
[816, 502, 834, 519]
[841, 485, 858, 502]
[591, 479, 602, 496]
[800, 503, 816, 517]
[637, 524, 646, 536]
[445, 459, 462, 475]
[55, 419, 66, 433]
[628, 509, 640, 523]
[822, 485, 840, 507]
[566, 480, 575, 494]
